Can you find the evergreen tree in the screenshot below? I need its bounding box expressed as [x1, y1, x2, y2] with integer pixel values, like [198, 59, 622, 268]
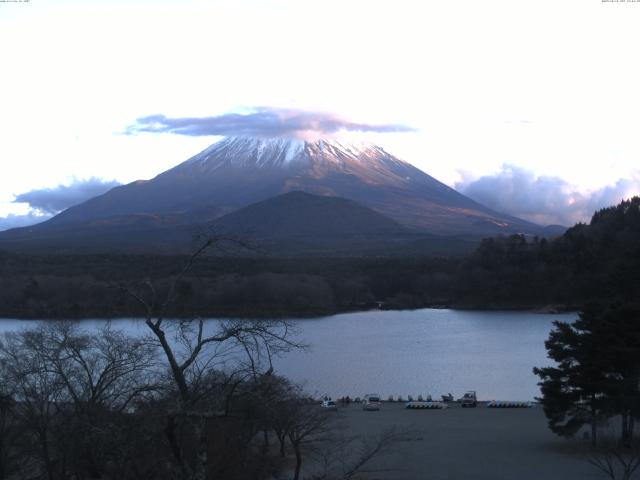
[594, 303, 640, 444]
[534, 303, 640, 445]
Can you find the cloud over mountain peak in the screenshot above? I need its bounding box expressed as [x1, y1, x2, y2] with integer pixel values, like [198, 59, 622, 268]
[124, 107, 415, 139]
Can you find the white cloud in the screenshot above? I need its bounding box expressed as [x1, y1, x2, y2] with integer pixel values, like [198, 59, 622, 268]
[457, 165, 640, 226]
[125, 108, 414, 138]
[0, 212, 52, 232]
[0, 178, 120, 231]
[13, 178, 121, 215]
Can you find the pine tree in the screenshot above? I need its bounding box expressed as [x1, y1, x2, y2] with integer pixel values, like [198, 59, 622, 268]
[534, 302, 640, 446]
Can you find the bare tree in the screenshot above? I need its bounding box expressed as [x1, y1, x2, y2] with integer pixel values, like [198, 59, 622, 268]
[0, 391, 25, 480]
[117, 235, 304, 480]
[587, 436, 640, 480]
[310, 426, 418, 480]
[24, 321, 158, 413]
[287, 402, 335, 480]
[1, 329, 70, 480]
[0, 321, 159, 480]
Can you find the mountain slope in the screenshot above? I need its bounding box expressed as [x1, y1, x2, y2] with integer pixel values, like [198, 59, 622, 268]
[0, 192, 477, 256]
[209, 191, 447, 256]
[43, 136, 543, 236]
[213, 191, 405, 238]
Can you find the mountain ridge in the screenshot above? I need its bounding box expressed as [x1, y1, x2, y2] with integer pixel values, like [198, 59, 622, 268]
[0, 191, 479, 256]
[0, 136, 562, 254]
[42, 136, 545, 236]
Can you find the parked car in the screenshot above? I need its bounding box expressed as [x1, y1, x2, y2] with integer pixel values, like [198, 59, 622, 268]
[321, 399, 337, 410]
[460, 391, 477, 408]
[362, 394, 382, 411]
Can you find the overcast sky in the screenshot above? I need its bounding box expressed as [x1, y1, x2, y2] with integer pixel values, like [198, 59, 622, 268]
[1, 0, 640, 229]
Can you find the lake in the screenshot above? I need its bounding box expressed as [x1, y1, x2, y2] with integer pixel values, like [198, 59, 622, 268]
[0, 309, 576, 401]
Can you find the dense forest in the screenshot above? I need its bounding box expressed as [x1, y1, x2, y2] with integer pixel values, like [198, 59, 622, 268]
[455, 196, 640, 308]
[0, 197, 638, 319]
[0, 253, 459, 318]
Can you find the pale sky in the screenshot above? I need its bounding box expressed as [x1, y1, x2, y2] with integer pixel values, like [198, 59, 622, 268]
[1, 0, 640, 228]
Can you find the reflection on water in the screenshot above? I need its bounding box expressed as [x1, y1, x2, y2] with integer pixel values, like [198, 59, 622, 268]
[0, 309, 576, 401]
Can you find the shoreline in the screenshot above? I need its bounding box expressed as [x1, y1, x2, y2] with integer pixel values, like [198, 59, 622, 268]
[0, 303, 580, 321]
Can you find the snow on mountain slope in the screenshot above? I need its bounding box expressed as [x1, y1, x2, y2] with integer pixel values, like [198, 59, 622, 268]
[184, 136, 307, 169]
[180, 136, 405, 172]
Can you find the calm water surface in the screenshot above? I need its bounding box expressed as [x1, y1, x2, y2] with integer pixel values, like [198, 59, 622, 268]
[0, 309, 576, 401]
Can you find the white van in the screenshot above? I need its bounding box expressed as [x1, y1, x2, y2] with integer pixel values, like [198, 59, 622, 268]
[321, 399, 338, 410]
[362, 394, 382, 411]
[460, 391, 477, 408]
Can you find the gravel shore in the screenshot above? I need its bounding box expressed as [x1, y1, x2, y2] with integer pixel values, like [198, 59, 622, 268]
[318, 402, 603, 480]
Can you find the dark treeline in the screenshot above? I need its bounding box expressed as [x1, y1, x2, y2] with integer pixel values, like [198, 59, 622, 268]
[0, 254, 459, 319]
[455, 197, 640, 308]
[1, 197, 639, 319]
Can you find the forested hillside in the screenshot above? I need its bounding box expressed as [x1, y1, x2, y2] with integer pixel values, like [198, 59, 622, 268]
[1, 197, 638, 319]
[454, 196, 640, 308]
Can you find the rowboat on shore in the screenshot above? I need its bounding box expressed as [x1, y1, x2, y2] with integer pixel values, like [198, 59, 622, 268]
[487, 401, 534, 408]
[406, 401, 448, 409]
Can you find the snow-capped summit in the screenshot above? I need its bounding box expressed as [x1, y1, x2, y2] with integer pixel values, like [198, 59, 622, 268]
[181, 136, 402, 172]
[185, 137, 307, 169]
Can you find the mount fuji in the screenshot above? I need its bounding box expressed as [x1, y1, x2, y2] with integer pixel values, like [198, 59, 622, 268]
[0, 137, 559, 253]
